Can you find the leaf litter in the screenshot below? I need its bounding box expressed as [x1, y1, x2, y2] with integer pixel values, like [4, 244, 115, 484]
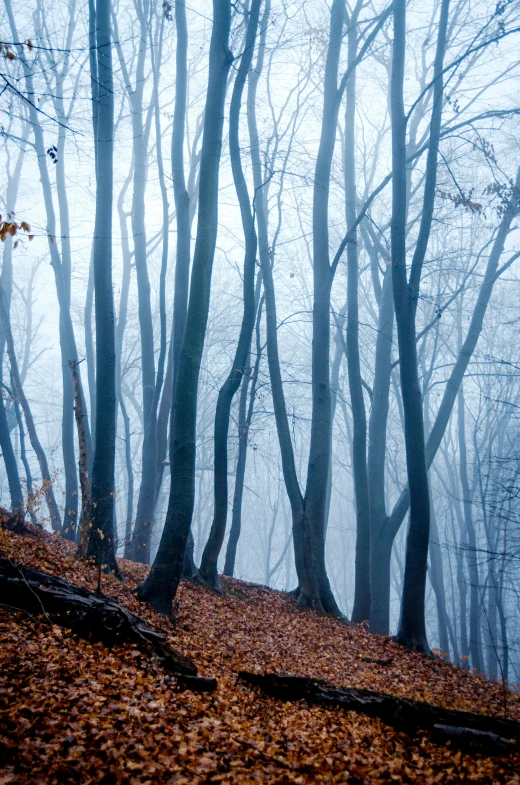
[1, 526, 519, 784]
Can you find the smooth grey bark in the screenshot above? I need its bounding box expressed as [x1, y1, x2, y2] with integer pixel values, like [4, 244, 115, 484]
[200, 0, 262, 588]
[390, 0, 449, 652]
[304, 0, 349, 615]
[343, 4, 370, 622]
[48, 0, 79, 541]
[367, 266, 394, 634]
[136, 0, 232, 614]
[70, 360, 91, 561]
[87, 0, 119, 573]
[115, 160, 135, 558]
[150, 14, 169, 460]
[84, 256, 96, 456]
[116, 0, 157, 564]
[158, 0, 200, 580]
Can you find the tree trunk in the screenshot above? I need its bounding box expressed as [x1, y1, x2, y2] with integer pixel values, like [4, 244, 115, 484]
[136, 0, 232, 614]
[0, 135, 27, 513]
[368, 267, 394, 634]
[343, 10, 370, 622]
[302, 0, 348, 616]
[0, 282, 61, 531]
[224, 295, 264, 577]
[391, 0, 450, 653]
[5, 0, 92, 530]
[124, 0, 158, 565]
[200, 0, 262, 588]
[428, 502, 450, 656]
[70, 361, 92, 561]
[87, 0, 119, 573]
[246, 0, 310, 605]
[457, 386, 484, 673]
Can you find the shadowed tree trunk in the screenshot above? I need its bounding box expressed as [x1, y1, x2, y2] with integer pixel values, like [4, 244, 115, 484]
[116, 0, 157, 564]
[200, 0, 262, 588]
[343, 3, 370, 623]
[391, 0, 450, 653]
[86, 0, 119, 573]
[367, 265, 394, 634]
[70, 361, 91, 560]
[303, 0, 348, 615]
[246, 0, 309, 603]
[369, 163, 520, 636]
[136, 0, 232, 614]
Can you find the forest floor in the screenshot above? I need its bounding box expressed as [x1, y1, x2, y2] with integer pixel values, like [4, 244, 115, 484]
[1, 526, 520, 784]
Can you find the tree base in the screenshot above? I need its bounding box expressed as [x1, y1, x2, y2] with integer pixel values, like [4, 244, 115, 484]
[394, 632, 432, 656]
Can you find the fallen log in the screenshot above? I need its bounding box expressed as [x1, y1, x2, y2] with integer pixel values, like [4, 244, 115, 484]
[0, 558, 216, 692]
[238, 672, 519, 755]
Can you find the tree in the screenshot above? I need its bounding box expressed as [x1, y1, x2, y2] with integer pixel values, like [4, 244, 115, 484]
[87, 0, 119, 573]
[137, 0, 232, 614]
[200, 0, 262, 589]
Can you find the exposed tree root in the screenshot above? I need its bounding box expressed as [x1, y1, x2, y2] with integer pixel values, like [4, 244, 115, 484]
[238, 671, 520, 755]
[0, 557, 216, 692]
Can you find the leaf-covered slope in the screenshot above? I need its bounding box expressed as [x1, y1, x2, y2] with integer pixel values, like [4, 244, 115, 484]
[1, 526, 519, 784]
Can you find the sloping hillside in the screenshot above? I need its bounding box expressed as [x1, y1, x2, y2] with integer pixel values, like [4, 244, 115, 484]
[1, 526, 519, 784]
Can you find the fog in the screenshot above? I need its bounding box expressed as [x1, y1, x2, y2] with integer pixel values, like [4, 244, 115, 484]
[1, 0, 520, 679]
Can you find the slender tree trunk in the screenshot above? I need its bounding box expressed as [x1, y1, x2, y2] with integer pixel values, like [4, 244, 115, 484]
[136, 0, 232, 614]
[372, 165, 520, 633]
[87, 0, 119, 573]
[368, 267, 394, 634]
[200, 0, 262, 588]
[246, 0, 310, 604]
[115, 160, 135, 558]
[6, 0, 92, 530]
[70, 361, 91, 560]
[124, 0, 157, 564]
[303, 0, 348, 616]
[0, 387, 23, 512]
[55, 84, 79, 542]
[84, 256, 96, 456]
[391, 0, 450, 652]
[224, 293, 264, 577]
[343, 11, 370, 622]
[457, 385, 484, 673]
[428, 501, 450, 656]
[0, 283, 61, 531]
[0, 133, 27, 512]
[12, 396, 37, 524]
